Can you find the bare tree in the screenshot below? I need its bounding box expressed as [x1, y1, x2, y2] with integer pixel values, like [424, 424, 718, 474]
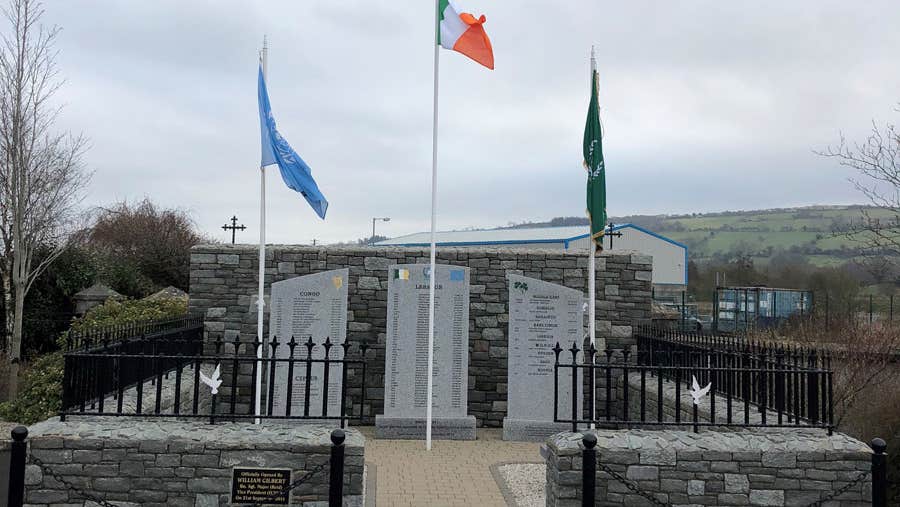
[818, 104, 900, 256]
[87, 199, 208, 295]
[0, 0, 88, 395]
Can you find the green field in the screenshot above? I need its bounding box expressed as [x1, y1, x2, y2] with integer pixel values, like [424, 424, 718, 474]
[613, 205, 895, 264]
[509, 205, 894, 265]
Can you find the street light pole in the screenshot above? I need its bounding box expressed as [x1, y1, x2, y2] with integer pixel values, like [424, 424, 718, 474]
[371, 217, 390, 245]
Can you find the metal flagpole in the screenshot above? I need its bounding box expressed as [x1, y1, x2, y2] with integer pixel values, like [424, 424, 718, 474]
[588, 47, 598, 429]
[426, 0, 442, 451]
[254, 37, 268, 426]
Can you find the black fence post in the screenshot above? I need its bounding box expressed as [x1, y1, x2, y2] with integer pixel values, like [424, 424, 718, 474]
[8, 426, 28, 507]
[871, 437, 887, 507]
[582, 433, 597, 507]
[329, 429, 346, 507]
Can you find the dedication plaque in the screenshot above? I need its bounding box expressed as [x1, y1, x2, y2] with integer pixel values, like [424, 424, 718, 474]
[503, 274, 584, 441]
[231, 467, 291, 504]
[376, 264, 476, 439]
[268, 269, 348, 417]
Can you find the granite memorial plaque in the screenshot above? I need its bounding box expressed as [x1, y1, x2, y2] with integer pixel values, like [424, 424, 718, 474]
[231, 467, 291, 504]
[268, 269, 348, 418]
[503, 274, 583, 441]
[376, 264, 476, 439]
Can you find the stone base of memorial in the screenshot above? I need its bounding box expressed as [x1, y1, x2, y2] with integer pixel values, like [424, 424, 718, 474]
[544, 429, 873, 506]
[23, 417, 365, 506]
[375, 414, 477, 440]
[502, 417, 571, 442]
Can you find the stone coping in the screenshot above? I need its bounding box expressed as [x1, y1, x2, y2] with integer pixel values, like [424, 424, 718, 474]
[191, 243, 648, 260]
[28, 417, 364, 452]
[545, 428, 872, 457]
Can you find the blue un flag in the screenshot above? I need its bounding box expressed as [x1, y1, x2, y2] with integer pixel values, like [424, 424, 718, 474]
[257, 66, 328, 219]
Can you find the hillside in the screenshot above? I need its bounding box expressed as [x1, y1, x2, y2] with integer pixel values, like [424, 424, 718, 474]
[507, 205, 893, 265]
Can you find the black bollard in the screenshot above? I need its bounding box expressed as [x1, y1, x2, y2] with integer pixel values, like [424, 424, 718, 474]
[8, 426, 28, 507]
[582, 433, 597, 507]
[329, 429, 346, 507]
[871, 437, 887, 507]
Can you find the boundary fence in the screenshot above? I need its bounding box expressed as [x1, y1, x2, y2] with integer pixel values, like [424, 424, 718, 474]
[656, 289, 900, 333]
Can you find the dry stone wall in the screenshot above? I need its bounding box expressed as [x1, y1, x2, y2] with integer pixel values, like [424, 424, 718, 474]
[23, 419, 364, 506]
[544, 429, 872, 506]
[188, 245, 652, 427]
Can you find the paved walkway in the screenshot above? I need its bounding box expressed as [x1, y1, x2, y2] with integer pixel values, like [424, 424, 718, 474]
[360, 427, 542, 507]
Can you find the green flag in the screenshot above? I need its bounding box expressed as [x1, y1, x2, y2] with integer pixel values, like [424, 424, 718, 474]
[583, 66, 606, 250]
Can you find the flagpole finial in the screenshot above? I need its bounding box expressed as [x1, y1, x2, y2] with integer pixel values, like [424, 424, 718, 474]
[260, 35, 268, 77]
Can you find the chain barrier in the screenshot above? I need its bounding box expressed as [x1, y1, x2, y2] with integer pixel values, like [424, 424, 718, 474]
[28, 453, 122, 507]
[246, 462, 330, 506]
[596, 461, 670, 506]
[805, 471, 870, 507]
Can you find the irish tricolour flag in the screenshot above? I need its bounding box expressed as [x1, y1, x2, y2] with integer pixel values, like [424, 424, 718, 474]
[438, 0, 494, 69]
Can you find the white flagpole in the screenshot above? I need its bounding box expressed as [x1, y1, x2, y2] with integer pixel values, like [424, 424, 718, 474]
[426, 0, 441, 451]
[588, 46, 598, 429]
[254, 37, 268, 426]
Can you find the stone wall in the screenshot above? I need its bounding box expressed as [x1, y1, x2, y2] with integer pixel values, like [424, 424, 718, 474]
[23, 418, 364, 506]
[188, 245, 653, 427]
[544, 429, 872, 506]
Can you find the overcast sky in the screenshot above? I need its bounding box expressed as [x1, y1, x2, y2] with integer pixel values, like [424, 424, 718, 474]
[41, 0, 900, 244]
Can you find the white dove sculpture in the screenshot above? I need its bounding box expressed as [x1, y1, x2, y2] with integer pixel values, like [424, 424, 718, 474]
[690, 375, 711, 406]
[199, 363, 223, 395]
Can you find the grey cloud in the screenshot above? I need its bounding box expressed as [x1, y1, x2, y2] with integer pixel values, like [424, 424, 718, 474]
[39, 0, 900, 244]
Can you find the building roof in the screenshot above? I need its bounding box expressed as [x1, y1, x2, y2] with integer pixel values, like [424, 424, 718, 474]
[376, 225, 588, 246]
[375, 223, 686, 250]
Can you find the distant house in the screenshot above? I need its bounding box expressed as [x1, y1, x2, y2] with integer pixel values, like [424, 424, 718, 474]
[375, 224, 688, 293]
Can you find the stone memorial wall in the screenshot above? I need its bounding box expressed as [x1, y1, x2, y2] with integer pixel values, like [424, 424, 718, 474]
[189, 245, 652, 426]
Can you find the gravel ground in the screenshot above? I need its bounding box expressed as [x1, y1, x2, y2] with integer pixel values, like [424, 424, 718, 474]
[497, 463, 545, 507]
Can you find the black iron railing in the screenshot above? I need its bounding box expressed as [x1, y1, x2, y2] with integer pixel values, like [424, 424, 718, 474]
[553, 329, 834, 433]
[61, 316, 204, 411]
[61, 327, 368, 427]
[64, 316, 205, 350]
[635, 325, 832, 417]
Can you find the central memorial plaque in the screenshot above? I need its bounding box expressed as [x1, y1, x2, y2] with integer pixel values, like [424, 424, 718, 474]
[268, 269, 348, 418]
[376, 264, 476, 439]
[503, 274, 583, 441]
[231, 467, 291, 504]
